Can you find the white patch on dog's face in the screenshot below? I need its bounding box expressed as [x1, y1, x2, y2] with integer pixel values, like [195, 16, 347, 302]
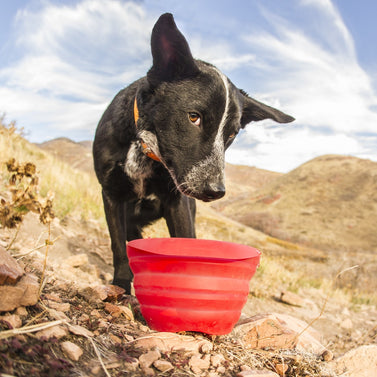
[182, 66, 230, 195]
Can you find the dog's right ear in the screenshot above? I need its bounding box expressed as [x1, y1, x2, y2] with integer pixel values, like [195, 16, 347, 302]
[147, 13, 199, 87]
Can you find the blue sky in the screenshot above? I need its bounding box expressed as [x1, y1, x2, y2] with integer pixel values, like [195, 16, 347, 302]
[1, 0, 377, 173]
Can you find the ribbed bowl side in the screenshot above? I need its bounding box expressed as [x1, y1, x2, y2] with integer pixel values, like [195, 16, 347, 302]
[129, 254, 260, 334]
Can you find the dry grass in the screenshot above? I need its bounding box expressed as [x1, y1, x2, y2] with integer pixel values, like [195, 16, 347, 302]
[0, 118, 103, 223]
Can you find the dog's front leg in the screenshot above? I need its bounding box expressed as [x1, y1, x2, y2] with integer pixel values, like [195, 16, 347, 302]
[102, 191, 133, 293]
[164, 195, 196, 238]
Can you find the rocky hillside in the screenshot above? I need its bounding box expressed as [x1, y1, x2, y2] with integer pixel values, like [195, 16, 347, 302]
[1, 126, 377, 376]
[214, 155, 377, 253]
[38, 137, 94, 174]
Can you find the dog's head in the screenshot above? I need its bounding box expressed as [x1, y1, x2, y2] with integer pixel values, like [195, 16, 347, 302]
[136, 13, 294, 202]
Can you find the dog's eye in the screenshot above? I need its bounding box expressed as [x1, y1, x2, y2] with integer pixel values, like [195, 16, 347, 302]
[188, 112, 201, 127]
[228, 132, 236, 140]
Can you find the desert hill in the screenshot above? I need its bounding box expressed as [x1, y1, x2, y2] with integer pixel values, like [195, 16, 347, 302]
[214, 155, 377, 254]
[1, 124, 377, 376]
[38, 137, 94, 174]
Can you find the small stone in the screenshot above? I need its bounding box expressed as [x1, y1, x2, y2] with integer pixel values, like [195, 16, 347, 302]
[61, 341, 83, 361]
[68, 324, 94, 338]
[118, 305, 134, 321]
[237, 370, 279, 377]
[134, 332, 213, 353]
[90, 309, 102, 318]
[124, 357, 139, 372]
[217, 366, 226, 374]
[36, 324, 68, 340]
[200, 342, 213, 354]
[78, 313, 90, 322]
[0, 273, 39, 312]
[48, 308, 70, 322]
[189, 354, 210, 374]
[240, 365, 252, 371]
[280, 290, 305, 307]
[47, 300, 71, 312]
[80, 284, 125, 303]
[275, 363, 288, 376]
[0, 314, 22, 328]
[153, 359, 174, 372]
[211, 354, 225, 368]
[329, 345, 377, 376]
[65, 253, 89, 267]
[109, 334, 122, 344]
[104, 302, 121, 316]
[139, 350, 161, 370]
[44, 292, 62, 302]
[0, 246, 24, 285]
[322, 349, 334, 362]
[16, 306, 28, 317]
[232, 314, 297, 349]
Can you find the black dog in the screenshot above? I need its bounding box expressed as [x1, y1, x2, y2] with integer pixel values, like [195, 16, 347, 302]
[93, 13, 294, 293]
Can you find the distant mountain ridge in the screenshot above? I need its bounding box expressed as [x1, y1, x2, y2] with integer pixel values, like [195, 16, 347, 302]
[214, 154, 377, 253]
[37, 137, 94, 174]
[38, 138, 377, 254]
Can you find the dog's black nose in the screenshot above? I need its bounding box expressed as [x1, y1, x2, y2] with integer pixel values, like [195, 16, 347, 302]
[202, 183, 225, 201]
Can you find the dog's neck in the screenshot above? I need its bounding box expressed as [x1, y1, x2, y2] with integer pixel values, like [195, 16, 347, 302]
[134, 98, 161, 162]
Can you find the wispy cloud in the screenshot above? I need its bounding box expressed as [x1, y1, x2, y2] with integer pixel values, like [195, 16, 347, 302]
[0, 0, 154, 139]
[0, 0, 376, 172]
[225, 0, 377, 171]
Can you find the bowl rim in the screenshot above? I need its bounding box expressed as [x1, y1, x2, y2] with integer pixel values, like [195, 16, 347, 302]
[127, 238, 261, 261]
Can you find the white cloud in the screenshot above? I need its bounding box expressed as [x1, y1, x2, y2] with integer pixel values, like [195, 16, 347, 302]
[243, 3, 377, 134]
[0, 0, 155, 140]
[0, 0, 376, 172]
[227, 126, 365, 172]
[222, 0, 377, 171]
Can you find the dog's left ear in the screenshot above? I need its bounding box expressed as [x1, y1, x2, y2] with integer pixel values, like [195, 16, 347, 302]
[147, 13, 199, 87]
[240, 91, 295, 128]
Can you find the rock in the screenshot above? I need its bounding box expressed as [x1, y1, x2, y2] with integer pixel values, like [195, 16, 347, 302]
[46, 300, 70, 312]
[322, 349, 334, 362]
[232, 313, 298, 349]
[139, 350, 161, 375]
[153, 359, 174, 372]
[139, 350, 161, 368]
[329, 345, 377, 377]
[68, 323, 94, 338]
[65, 253, 89, 267]
[48, 308, 70, 322]
[124, 357, 139, 372]
[211, 354, 225, 368]
[133, 332, 213, 354]
[0, 314, 22, 328]
[0, 246, 24, 285]
[237, 370, 279, 377]
[189, 354, 211, 374]
[36, 324, 68, 340]
[118, 305, 134, 321]
[234, 313, 328, 355]
[61, 341, 83, 361]
[80, 284, 125, 303]
[280, 290, 305, 307]
[0, 273, 39, 312]
[15, 306, 28, 317]
[275, 313, 327, 355]
[275, 363, 288, 376]
[44, 292, 62, 302]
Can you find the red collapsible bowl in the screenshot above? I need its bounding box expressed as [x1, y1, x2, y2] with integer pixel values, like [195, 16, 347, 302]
[127, 238, 260, 335]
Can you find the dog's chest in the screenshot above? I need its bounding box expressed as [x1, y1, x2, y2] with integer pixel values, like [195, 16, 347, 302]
[124, 141, 154, 197]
